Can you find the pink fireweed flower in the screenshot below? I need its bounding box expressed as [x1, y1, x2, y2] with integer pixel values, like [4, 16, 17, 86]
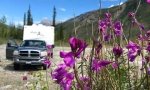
[111, 62, 118, 69]
[60, 51, 73, 58]
[51, 64, 74, 90]
[128, 12, 135, 18]
[138, 34, 146, 41]
[69, 37, 88, 58]
[146, 43, 150, 53]
[105, 13, 111, 19]
[126, 41, 141, 62]
[51, 64, 67, 84]
[145, 56, 150, 62]
[22, 75, 27, 81]
[47, 45, 53, 49]
[114, 21, 122, 36]
[139, 24, 145, 30]
[95, 42, 102, 54]
[104, 34, 112, 42]
[79, 76, 90, 90]
[92, 59, 112, 72]
[92, 59, 101, 72]
[98, 19, 108, 34]
[147, 0, 150, 4]
[148, 68, 150, 75]
[60, 51, 75, 67]
[145, 30, 150, 41]
[60, 73, 74, 90]
[42, 58, 51, 68]
[113, 45, 123, 58]
[99, 60, 112, 67]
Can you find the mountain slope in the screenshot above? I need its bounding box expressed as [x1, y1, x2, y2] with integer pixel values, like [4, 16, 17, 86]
[55, 0, 150, 41]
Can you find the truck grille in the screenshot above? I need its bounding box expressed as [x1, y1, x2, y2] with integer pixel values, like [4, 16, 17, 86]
[20, 51, 28, 56]
[19, 50, 40, 57]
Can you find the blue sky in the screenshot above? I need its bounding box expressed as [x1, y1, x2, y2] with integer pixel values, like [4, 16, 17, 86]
[0, 0, 127, 25]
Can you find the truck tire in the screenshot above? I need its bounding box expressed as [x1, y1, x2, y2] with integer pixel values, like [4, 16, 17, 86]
[14, 63, 20, 70]
[43, 65, 47, 70]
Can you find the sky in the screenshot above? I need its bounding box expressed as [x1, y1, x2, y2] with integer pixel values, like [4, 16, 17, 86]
[0, 0, 127, 25]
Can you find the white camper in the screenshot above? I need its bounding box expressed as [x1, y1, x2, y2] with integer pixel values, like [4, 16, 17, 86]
[23, 24, 54, 45]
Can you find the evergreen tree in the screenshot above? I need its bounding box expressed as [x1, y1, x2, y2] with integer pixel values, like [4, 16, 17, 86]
[23, 12, 26, 25]
[52, 6, 56, 27]
[59, 23, 64, 41]
[27, 5, 33, 25]
[0, 16, 6, 24]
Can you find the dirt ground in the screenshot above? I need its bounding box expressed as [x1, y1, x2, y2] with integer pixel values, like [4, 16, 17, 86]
[0, 44, 72, 90]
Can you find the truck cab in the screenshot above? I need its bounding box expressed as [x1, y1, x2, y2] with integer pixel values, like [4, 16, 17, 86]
[13, 39, 48, 70]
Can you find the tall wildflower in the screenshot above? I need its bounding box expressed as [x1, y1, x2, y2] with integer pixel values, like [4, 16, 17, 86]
[69, 37, 88, 58]
[99, 13, 112, 41]
[114, 21, 123, 36]
[147, 0, 150, 4]
[126, 41, 141, 62]
[92, 59, 112, 72]
[113, 44, 123, 58]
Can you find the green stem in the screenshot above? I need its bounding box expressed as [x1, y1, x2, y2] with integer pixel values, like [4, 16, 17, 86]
[127, 21, 132, 89]
[46, 69, 49, 90]
[74, 66, 84, 90]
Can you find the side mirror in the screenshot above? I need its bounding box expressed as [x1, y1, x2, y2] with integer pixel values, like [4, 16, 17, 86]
[7, 39, 18, 48]
[7, 43, 11, 47]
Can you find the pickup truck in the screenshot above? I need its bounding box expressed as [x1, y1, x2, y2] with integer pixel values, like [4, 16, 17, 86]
[6, 24, 54, 70]
[6, 39, 50, 70]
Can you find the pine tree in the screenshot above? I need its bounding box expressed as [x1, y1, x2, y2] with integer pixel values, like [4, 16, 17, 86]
[23, 12, 26, 25]
[27, 5, 33, 25]
[52, 6, 56, 27]
[59, 23, 64, 41]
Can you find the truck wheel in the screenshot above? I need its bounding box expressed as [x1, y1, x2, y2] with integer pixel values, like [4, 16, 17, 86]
[14, 63, 20, 70]
[43, 65, 47, 70]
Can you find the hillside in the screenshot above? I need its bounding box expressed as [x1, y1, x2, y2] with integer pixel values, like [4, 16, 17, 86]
[55, 0, 150, 41]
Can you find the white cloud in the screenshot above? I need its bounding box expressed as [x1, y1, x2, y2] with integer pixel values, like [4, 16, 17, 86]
[59, 8, 66, 12]
[120, 2, 123, 5]
[109, 4, 114, 8]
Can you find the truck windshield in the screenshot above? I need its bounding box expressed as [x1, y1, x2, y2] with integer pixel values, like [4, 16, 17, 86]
[20, 40, 46, 48]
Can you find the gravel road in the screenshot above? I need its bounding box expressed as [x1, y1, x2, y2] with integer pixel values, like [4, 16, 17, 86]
[0, 44, 72, 90]
[0, 44, 144, 90]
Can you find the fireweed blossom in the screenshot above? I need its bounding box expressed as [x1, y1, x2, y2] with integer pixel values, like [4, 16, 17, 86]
[148, 68, 150, 75]
[60, 73, 74, 90]
[113, 45, 123, 58]
[51, 64, 67, 83]
[147, 0, 150, 4]
[98, 19, 108, 34]
[60, 51, 75, 68]
[51, 64, 74, 90]
[92, 59, 101, 72]
[114, 21, 122, 36]
[69, 37, 88, 58]
[42, 58, 51, 68]
[95, 42, 102, 55]
[78, 76, 90, 90]
[104, 34, 112, 42]
[145, 30, 150, 41]
[126, 41, 141, 62]
[146, 43, 150, 53]
[128, 12, 135, 18]
[47, 45, 53, 49]
[111, 62, 118, 69]
[22, 75, 27, 81]
[92, 59, 112, 72]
